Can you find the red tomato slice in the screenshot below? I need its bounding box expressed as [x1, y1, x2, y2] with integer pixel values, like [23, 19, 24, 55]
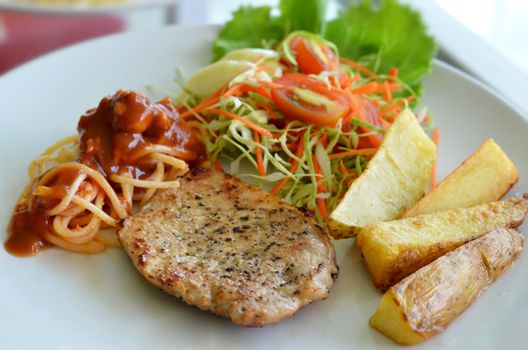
[290, 36, 338, 75]
[296, 39, 327, 74]
[271, 73, 350, 126]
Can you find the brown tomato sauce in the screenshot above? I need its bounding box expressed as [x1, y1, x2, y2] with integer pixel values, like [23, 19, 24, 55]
[5, 90, 204, 256]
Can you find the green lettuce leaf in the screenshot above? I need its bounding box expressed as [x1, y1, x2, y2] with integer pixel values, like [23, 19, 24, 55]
[279, 0, 328, 34]
[211, 6, 283, 62]
[211, 0, 436, 96]
[324, 0, 437, 95]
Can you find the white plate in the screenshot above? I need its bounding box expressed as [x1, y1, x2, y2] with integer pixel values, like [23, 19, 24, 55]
[0, 0, 174, 15]
[0, 25, 527, 350]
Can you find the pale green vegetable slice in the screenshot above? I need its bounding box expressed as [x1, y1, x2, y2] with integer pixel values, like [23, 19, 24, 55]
[220, 48, 279, 62]
[179, 60, 255, 101]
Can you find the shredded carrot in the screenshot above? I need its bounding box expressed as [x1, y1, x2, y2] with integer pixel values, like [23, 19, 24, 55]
[180, 95, 220, 119]
[347, 91, 359, 113]
[206, 108, 273, 138]
[312, 155, 328, 219]
[360, 131, 381, 148]
[252, 86, 273, 101]
[389, 68, 399, 78]
[388, 68, 399, 83]
[344, 176, 355, 187]
[231, 84, 273, 103]
[319, 134, 329, 148]
[338, 160, 350, 174]
[405, 95, 416, 104]
[283, 143, 294, 151]
[379, 117, 391, 129]
[349, 82, 379, 94]
[342, 91, 359, 125]
[339, 73, 360, 89]
[379, 83, 401, 93]
[380, 95, 415, 119]
[256, 102, 280, 120]
[383, 81, 392, 102]
[430, 127, 440, 189]
[431, 166, 438, 188]
[253, 132, 266, 176]
[350, 82, 401, 95]
[336, 74, 350, 89]
[422, 114, 430, 123]
[349, 73, 361, 85]
[341, 110, 354, 125]
[223, 83, 245, 98]
[316, 194, 328, 219]
[432, 127, 440, 146]
[329, 148, 377, 160]
[285, 143, 298, 152]
[214, 159, 223, 171]
[258, 80, 282, 89]
[270, 131, 305, 194]
[380, 100, 403, 119]
[340, 57, 379, 81]
[223, 82, 275, 102]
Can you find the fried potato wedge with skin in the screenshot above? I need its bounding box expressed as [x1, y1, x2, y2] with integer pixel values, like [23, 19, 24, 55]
[370, 228, 524, 345]
[357, 194, 528, 290]
[405, 139, 518, 217]
[328, 109, 436, 239]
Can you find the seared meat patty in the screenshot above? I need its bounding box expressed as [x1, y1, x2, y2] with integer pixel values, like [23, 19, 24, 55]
[118, 167, 338, 327]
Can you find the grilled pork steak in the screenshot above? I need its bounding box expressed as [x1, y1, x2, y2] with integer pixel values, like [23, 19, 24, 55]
[118, 167, 338, 327]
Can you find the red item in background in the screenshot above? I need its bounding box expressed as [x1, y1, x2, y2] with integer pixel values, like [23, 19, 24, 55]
[0, 11, 126, 74]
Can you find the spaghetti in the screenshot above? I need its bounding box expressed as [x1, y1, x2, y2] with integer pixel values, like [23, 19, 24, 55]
[5, 90, 204, 256]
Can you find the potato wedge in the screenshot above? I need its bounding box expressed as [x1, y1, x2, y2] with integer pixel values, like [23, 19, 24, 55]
[370, 228, 524, 345]
[328, 109, 436, 239]
[357, 194, 528, 290]
[405, 139, 518, 217]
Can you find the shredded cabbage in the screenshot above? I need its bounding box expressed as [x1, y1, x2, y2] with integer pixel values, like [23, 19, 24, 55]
[176, 34, 433, 224]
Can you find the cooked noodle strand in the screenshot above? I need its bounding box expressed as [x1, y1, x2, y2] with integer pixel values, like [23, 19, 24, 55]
[18, 138, 188, 254]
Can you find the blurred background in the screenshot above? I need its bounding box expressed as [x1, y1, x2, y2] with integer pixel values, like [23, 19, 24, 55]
[0, 0, 526, 112]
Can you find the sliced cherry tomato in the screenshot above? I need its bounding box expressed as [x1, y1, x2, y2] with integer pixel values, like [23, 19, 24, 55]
[296, 39, 327, 74]
[271, 73, 350, 126]
[290, 36, 338, 75]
